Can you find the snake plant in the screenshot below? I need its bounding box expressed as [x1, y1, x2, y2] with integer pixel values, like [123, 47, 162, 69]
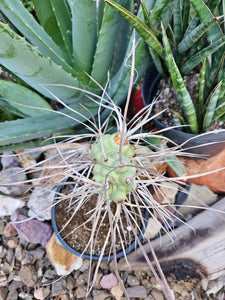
[0, 0, 150, 151]
[106, 0, 225, 134]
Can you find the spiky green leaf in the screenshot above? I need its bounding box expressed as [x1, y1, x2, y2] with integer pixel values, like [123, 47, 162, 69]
[178, 18, 217, 53]
[0, 80, 52, 117]
[162, 23, 198, 133]
[203, 81, 222, 131]
[181, 35, 225, 75]
[105, 0, 163, 55]
[0, 0, 72, 71]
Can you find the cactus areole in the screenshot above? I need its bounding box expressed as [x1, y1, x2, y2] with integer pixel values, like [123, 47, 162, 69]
[91, 133, 137, 203]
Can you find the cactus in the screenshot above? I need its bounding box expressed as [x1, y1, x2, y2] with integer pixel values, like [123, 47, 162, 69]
[91, 133, 136, 203]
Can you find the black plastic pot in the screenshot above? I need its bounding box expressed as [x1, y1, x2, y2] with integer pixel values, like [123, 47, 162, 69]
[51, 182, 150, 262]
[142, 64, 225, 156]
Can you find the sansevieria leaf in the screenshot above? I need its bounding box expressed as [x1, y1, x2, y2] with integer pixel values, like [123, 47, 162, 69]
[203, 81, 222, 132]
[162, 23, 199, 133]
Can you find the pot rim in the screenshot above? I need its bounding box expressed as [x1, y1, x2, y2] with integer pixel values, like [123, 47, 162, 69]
[51, 181, 149, 262]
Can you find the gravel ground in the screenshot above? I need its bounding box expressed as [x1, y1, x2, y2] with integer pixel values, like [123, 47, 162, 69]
[0, 213, 225, 300]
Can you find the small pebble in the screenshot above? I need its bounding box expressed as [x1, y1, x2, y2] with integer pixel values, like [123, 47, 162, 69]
[151, 288, 165, 300]
[126, 286, 147, 299]
[111, 284, 124, 299]
[75, 285, 88, 298]
[33, 287, 50, 300]
[127, 275, 140, 286]
[0, 167, 27, 197]
[6, 290, 18, 300]
[66, 275, 76, 291]
[4, 223, 18, 237]
[51, 279, 67, 297]
[92, 289, 110, 300]
[100, 273, 118, 289]
[7, 239, 18, 249]
[19, 264, 38, 288]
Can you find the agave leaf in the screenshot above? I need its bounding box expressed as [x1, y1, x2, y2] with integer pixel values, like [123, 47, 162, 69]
[178, 18, 217, 53]
[91, 2, 130, 85]
[0, 80, 52, 117]
[0, 22, 97, 103]
[181, 35, 225, 75]
[105, 0, 163, 56]
[33, 0, 72, 63]
[202, 81, 222, 132]
[195, 59, 206, 126]
[68, 0, 97, 78]
[162, 23, 198, 134]
[0, 100, 98, 147]
[105, 37, 150, 108]
[0, 0, 72, 72]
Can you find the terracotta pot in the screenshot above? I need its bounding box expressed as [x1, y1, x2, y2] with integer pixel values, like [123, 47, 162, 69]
[167, 148, 225, 193]
[51, 182, 149, 262]
[142, 64, 225, 156]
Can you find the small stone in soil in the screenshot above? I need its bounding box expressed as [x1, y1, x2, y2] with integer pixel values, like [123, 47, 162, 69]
[18, 264, 38, 288]
[11, 208, 52, 247]
[51, 279, 67, 296]
[126, 286, 147, 299]
[111, 284, 124, 299]
[0, 195, 25, 217]
[100, 273, 118, 289]
[6, 290, 18, 300]
[127, 274, 140, 286]
[75, 285, 88, 298]
[92, 289, 110, 300]
[33, 287, 50, 300]
[0, 167, 27, 197]
[4, 223, 18, 237]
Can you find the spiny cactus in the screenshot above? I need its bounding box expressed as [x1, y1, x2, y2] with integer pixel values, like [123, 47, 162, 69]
[91, 133, 137, 203]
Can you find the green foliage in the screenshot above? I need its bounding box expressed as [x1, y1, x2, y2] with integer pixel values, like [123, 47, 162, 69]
[106, 0, 225, 133]
[91, 133, 136, 203]
[0, 0, 150, 150]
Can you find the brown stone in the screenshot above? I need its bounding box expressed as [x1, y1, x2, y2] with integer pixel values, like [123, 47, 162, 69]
[46, 233, 83, 276]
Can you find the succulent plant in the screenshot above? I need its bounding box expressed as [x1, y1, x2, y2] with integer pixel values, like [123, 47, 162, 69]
[106, 0, 225, 134]
[0, 0, 150, 151]
[91, 133, 137, 203]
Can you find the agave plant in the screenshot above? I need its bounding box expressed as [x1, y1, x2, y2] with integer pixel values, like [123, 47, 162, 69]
[0, 0, 150, 151]
[106, 0, 225, 134]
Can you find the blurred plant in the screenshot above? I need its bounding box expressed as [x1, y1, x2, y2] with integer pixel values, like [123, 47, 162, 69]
[106, 0, 225, 134]
[0, 0, 150, 151]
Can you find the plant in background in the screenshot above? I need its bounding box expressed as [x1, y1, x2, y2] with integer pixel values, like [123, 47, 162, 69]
[0, 0, 150, 151]
[106, 0, 225, 134]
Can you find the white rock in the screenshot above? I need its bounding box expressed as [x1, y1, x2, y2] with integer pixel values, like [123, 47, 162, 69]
[144, 217, 162, 239]
[0, 195, 24, 217]
[0, 167, 27, 196]
[28, 187, 55, 221]
[177, 183, 217, 216]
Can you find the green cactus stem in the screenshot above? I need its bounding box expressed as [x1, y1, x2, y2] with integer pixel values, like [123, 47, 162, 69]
[91, 133, 136, 203]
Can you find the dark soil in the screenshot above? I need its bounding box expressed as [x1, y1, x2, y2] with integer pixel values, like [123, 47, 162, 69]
[55, 188, 145, 257]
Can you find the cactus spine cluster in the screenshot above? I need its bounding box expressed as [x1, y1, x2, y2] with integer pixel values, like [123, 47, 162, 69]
[90, 133, 137, 203]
